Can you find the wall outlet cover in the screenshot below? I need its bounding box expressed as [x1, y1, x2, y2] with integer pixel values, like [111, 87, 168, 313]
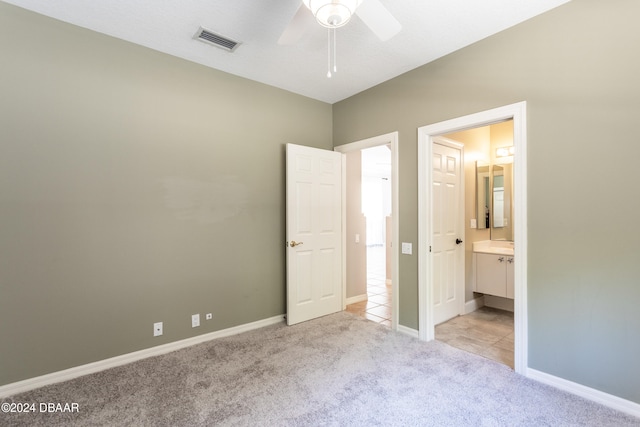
[153, 322, 163, 337]
[191, 314, 200, 328]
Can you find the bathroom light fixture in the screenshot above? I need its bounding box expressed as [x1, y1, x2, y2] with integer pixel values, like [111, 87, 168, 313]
[496, 146, 515, 158]
[303, 0, 363, 78]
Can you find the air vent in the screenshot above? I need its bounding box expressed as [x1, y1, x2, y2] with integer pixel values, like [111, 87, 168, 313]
[193, 27, 241, 52]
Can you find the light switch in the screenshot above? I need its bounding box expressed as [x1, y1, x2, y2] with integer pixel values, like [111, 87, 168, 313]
[355, 234, 360, 243]
[470, 219, 477, 229]
[401, 242, 412, 255]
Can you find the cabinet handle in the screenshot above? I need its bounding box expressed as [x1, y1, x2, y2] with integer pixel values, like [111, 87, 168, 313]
[507, 257, 514, 263]
[498, 257, 505, 262]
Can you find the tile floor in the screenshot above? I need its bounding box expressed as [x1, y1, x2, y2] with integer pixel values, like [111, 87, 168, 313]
[345, 246, 513, 368]
[345, 246, 392, 327]
[435, 306, 514, 368]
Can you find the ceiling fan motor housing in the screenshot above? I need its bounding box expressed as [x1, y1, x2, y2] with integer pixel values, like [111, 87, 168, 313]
[303, 0, 363, 28]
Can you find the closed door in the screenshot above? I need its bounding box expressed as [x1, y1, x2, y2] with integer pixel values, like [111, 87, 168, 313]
[286, 144, 343, 325]
[432, 140, 464, 325]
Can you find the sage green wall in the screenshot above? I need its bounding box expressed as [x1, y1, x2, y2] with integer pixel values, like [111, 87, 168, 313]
[333, 0, 640, 403]
[345, 151, 367, 299]
[0, 3, 332, 386]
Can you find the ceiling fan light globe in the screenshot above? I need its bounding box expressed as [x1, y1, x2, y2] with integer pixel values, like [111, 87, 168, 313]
[303, 0, 363, 28]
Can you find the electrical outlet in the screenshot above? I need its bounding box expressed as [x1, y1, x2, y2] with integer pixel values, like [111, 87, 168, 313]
[153, 322, 163, 337]
[206, 313, 213, 320]
[192, 314, 200, 328]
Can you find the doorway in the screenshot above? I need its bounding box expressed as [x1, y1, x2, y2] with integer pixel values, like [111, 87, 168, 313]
[432, 123, 514, 368]
[335, 132, 399, 331]
[417, 102, 528, 374]
[360, 145, 392, 325]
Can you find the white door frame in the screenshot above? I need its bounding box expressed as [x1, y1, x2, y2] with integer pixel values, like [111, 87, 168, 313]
[418, 102, 528, 374]
[431, 137, 466, 325]
[334, 132, 399, 331]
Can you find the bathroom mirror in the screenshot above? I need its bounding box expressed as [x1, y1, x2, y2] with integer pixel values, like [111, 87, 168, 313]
[475, 161, 490, 230]
[475, 160, 514, 241]
[492, 165, 505, 227]
[490, 162, 513, 241]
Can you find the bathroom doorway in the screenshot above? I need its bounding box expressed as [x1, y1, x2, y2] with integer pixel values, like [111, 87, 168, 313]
[417, 102, 528, 374]
[432, 120, 516, 368]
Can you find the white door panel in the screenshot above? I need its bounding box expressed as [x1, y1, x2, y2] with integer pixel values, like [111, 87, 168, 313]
[286, 144, 343, 325]
[432, 140, 464, 325]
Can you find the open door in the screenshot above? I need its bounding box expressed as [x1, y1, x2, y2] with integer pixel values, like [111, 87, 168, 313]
[286, 144, 343, 325]
[432, 138, 464, 325]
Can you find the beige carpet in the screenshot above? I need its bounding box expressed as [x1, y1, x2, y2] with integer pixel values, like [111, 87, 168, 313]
[2, 312, 638, 426]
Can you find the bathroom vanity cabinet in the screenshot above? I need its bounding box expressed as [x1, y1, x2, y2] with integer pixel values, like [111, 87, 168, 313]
[474, 252, 514, 299]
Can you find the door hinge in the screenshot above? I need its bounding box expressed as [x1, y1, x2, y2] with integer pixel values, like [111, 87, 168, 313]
[429, 245, 432, 253]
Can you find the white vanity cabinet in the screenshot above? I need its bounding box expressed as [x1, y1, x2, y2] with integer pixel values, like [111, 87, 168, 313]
[505, 256, 514, 299]
[474, 252, 514, 299]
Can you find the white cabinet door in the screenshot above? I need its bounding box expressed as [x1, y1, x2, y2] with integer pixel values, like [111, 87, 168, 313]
[506, 257, 515, 299]
[476, 253, 507, 298]
[475, 253, 515, 299]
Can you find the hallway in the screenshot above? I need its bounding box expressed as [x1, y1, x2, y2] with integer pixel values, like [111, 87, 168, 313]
[345, 245, 391, 327]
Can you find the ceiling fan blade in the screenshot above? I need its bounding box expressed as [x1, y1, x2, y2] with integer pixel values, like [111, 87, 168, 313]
[278, 4, 316, 45]
[355, 0, 401, 41]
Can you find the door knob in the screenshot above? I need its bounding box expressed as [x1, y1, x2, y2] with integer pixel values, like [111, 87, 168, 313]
[455, 238, 463, 245]
[290, 240, 303, 247]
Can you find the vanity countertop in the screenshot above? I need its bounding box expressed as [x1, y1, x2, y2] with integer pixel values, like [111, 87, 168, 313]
[472, 240, 514, 256]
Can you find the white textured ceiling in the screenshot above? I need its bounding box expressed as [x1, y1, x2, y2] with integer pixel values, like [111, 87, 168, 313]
[2, 0, 569, 104]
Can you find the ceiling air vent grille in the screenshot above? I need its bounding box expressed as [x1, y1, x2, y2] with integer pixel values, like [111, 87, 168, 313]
[194, 27, 240, 52]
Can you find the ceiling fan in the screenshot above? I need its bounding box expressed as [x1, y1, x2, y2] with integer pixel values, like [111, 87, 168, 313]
[278, 0, 401, 77]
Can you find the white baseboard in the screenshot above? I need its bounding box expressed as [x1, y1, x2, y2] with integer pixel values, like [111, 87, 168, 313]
[396, 324, 419, 339]
[464, 296, 485, 314]
[527, 368, 640, 418]
[345, 294, 368, 305]
[0, 314, 285, 398]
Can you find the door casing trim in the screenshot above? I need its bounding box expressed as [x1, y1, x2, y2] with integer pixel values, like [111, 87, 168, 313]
[417, 102, 528, 374]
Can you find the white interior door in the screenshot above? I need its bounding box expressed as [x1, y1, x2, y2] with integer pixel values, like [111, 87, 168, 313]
[286, 143, 343, 325]
[432, 139, 464, 325]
